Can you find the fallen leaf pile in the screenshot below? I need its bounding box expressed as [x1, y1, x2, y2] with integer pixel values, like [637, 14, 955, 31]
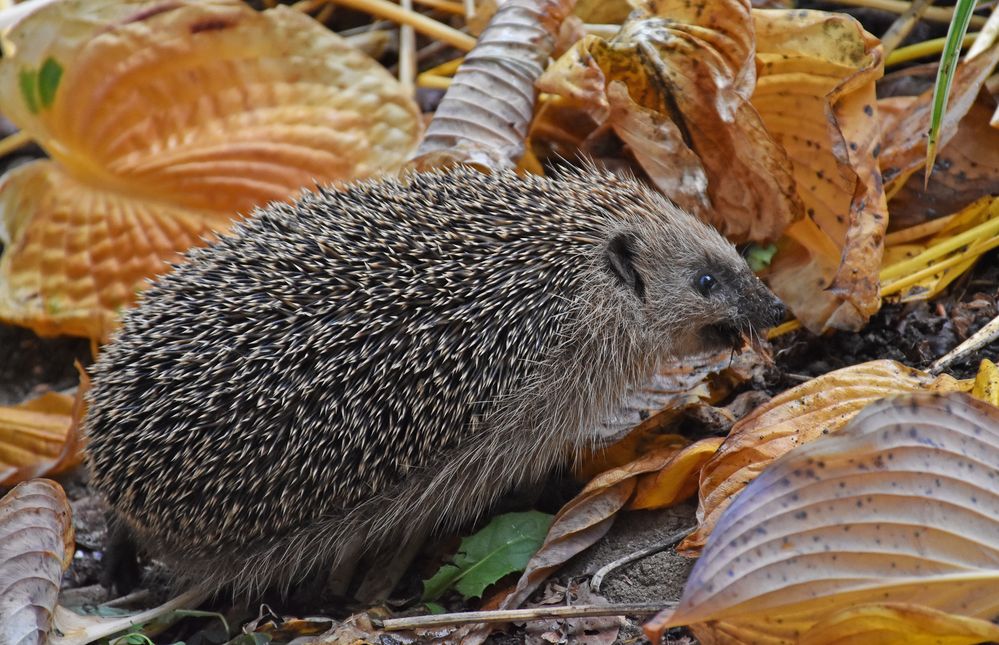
[1, 0, 999, 641]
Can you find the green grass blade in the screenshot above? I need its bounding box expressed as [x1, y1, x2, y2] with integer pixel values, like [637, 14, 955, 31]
[925, 0, 979, 185]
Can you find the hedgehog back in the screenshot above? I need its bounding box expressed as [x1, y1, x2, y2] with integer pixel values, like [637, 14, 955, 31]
[85, 169, 623, 555]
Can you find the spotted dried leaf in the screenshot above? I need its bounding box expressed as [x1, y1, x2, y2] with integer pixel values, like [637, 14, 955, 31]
[0, 0, 421, 340]
[800, 603, 999, 645]
[884, 95, 999, 231]
[0, 479, 74, 645]
[536, 0, 801, 242]
[680, 360, 972, 555]
[879, 41, 999, 197]
[754, 9, 888, 332]
[648, 392, 999, 644]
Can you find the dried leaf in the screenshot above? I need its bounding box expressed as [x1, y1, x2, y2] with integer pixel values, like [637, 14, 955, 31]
[879, 41, 999, 196]
[498, 442, 686, 610]
[578, 349, 763, 479]
[0, 479, 73, 645]
[536, 0, 802, 242]
[630, 437, 725, 510]
[410, 0, 574, 171]
[754, 9, 888, 332]
[0, 389, 82, 486]
[650, 392, 999, 644]
[885, 95, 999, 231]
[800, 603, 999, 645]
[0, 0, 421, 340]
[971, 359, 999, 406]
[680, 360, 971, 555]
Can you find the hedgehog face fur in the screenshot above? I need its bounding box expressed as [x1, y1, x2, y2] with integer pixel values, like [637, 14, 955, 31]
[85, 165, 784, 598]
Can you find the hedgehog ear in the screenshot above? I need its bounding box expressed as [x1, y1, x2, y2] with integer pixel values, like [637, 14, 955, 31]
[606, 232, 645, 300]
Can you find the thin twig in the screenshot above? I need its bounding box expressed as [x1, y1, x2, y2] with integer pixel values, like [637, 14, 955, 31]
[399, 0, 416, 92]
[374, 602, 671, 631]
[825, 0, 987, 28]
[590, 527, 695, 593]
[0, 130, 32, 158]
[932, 313, 999, 373]
[880, 0, 936, 55]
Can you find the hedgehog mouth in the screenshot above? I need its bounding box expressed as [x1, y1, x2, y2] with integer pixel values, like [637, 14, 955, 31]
[702, 321, 749, 351]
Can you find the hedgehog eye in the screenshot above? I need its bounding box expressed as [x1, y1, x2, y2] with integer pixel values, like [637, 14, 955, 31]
[695, 272, 717, 297]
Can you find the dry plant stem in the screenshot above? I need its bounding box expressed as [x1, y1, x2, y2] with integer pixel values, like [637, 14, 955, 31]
[887, 32, 979, 66]
[413, 0, 576, 167]
[767, 319, 802, 339]
[418, 74, 453, 89]
[0, 130, 31, 158]
[884, 213, 957, 245]
[932, 313, 999, 372]
[399, 0, 416, 91]
[374, 602, 670, 630]
[880, 0, 936, 55]
[880, 214, 999, 281]
[332, 0, 476, 50]
[412, 0, 466, 14]
[464, 0, 475, 20]
[881, 234, 999, 297]
[967, 3, 999, 57]
[828, 0, 987, 27]
[590, 526, 695, 593]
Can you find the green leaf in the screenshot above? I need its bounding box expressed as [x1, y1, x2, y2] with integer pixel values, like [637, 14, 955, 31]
[422, 510, 553, 601]
[745, 243, 778, 272]
[18, 69, 38, 114]
[424, 601, 447, 614]
[925, 0, 978, 182]
[38, 57, 63, 108]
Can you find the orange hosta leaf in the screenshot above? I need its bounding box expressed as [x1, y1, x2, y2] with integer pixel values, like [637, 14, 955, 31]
[0, 479, 73, 645]
[0, 0, 421, 340]
[753, 9, 888, 332]
[679, 360, 970, 555]
[0, 389, 83, 487]
[630, 437, 724, 510]
[800, 603, 999, 645]
[536, 0, 801, 242]
[648, 393, 999, 644]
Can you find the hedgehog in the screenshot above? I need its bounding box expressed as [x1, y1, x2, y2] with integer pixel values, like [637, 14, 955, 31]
[84, 165, 785, 599]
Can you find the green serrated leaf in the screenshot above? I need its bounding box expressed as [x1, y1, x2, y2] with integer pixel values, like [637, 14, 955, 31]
[926, 0, 978, 182]
[18, 69, 39, 114]
[422, 510, 553, 601]
[745, 243, 778, 273]
[38, 57, 63, 108]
